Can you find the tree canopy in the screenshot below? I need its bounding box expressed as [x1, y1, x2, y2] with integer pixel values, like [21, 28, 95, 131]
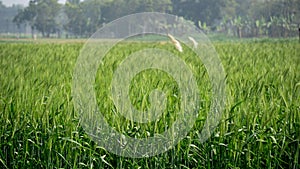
[5, 0, 299, 38]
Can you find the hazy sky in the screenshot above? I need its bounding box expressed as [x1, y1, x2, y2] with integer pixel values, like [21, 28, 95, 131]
[1, 0, 67, 7]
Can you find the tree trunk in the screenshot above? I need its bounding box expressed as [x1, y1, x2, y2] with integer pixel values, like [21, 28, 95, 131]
[31, 26, 35, 39]
[298, 27, 300, 43]
[237, 27, 242, 38]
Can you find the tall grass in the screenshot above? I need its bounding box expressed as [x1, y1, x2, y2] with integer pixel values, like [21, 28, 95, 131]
[0, 40, 299, 168]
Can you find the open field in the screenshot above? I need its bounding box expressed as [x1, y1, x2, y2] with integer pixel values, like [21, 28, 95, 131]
[0, 39, 299, 168]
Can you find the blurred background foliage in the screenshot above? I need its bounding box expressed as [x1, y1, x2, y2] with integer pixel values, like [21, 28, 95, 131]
[0, 0, 299, 38]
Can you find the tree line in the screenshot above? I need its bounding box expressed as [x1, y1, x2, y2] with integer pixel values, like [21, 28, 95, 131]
[7, 0, 300, 38]
[0, 2, 25, 36]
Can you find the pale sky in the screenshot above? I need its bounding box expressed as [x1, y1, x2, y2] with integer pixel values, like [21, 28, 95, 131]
[1, 0, 67, 7]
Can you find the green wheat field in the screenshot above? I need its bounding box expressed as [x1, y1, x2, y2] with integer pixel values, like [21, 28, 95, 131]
[0, 39, 299, 168]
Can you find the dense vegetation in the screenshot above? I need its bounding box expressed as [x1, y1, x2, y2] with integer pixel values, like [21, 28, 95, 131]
[1, 0, 299, 38]
[0, 39, 299, 168]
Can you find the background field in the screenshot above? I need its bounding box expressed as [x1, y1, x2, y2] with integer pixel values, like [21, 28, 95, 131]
[0, 39, 299, 168]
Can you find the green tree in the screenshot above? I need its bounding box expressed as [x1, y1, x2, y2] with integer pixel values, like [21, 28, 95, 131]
[171, 0, 224, 28]
[13, 0, 37, 38]
[64, 1, 86, 37]
[82, 0, 102, 36]
[35, 0, 61, 37]
[101, 0, 172, 23]
[249, 0, 300, 37]
[64, 0, 102, 37]
[13, 0, 61, 38]
[137, 0, 172, 13]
